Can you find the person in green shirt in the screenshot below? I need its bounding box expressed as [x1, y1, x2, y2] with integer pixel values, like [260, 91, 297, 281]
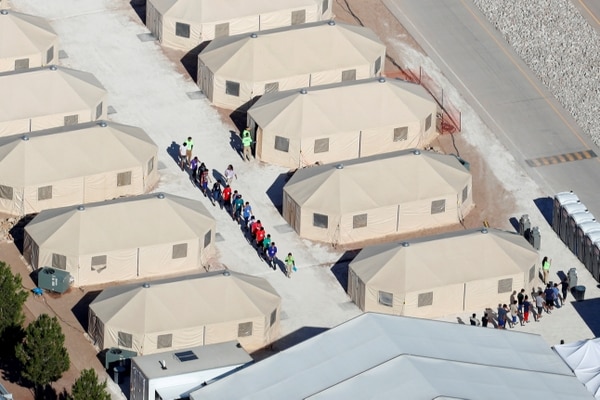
[241, 128, 253, 161]
[186, 136, 194, 164]
[542, 256, 551, 284]
[284, 253, 295, 278]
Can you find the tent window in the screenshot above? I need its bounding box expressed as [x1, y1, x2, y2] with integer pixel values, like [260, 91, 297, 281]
[264, 82, 279, 94]
[431, 199, 445, 214]
[314, 138, 329, 153]
[418, 291, 433, 307]
[0, 185, 13, 200]
[52, 253, 67, 270]
[378, 291, 393, 307]
[215, 22, 229, 38]
[225, 80, 240, 97]
[172, 243, 188, 259]
[393, 127, 408, 142]
[374, 56, 382, 74]
[96, 102, 103, 119]
[91, 255, 107, 272]
[117, 171, 132, 186]
[64, 114, 79, 126]
[175, 22, 190, 38]
[157, 334, 172, 349]
[322, 0, 329, 14]
[341, 69, 356, 82]
[462, 185, 468, 203]
[47, 46, 54, 63]
[238, 322, 253, 337]
[498, 278, 513, 294]
[425, 114, 432, 131]
[118, 331, 133, 348]
[529, 265, 535, 282]
[14, 58, 29, 70]
[270, 309, 277, 327]
[291, 10, 306, 25]
[313, 213, 328, 228]
[38, 185, 53, 200]
[274, 136, 289, 152]
[147, 157, 154, 174]
[353, 213, 368, 229]
[204, 230, 212, 248]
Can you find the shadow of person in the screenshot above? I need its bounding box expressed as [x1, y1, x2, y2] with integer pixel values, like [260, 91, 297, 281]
[229, 130, 244, 160]
[167, 141, 180, 165]
[212, 168, 225, 186]
[456, 317, 466, 325]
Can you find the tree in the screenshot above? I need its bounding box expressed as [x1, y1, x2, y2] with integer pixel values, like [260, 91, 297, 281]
[70, 369, 110, 400]
[16, 314, 70, 393]
[0, 261, 28, 339]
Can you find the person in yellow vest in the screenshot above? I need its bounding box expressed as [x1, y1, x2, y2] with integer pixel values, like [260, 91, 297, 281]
[542, 256, 551, 284]
[241, 128, 253, 161]
[185, 136, 194, 164]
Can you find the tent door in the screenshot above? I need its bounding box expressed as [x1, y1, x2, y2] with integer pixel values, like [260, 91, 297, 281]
[285, 197, 300, 232]
[348, 270, 362, 309]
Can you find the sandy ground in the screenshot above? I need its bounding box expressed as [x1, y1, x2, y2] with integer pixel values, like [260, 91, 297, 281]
[1, 0, 599, 398]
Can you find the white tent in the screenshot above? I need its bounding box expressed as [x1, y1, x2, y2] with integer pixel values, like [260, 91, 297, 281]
[348, 228, 538, 318]
[555, 338, 600, 399]
[147, 0, 332, 51]
[0, 120, 159, 216]
[89, 271, 281, 355]
[192, 313, 593, 399]
[282, 149, 473, 245]
[0, 65, 107, 136]
[23, 193, 216, 286]
[0, 9, 58, 72]
[248, 78, 438, 168]
[197, 20, 386, 109]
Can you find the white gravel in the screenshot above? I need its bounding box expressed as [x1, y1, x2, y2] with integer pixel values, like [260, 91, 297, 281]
[472, 0, 600, 146]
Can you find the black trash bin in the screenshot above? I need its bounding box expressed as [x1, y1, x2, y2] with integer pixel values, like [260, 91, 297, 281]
[574, 285, 586, 302]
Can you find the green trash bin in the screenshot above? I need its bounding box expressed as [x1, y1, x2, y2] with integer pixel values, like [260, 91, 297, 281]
[574, 285, 586, 302]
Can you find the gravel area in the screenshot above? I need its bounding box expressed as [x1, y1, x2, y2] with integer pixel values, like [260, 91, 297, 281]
[473, 0, 600, 146]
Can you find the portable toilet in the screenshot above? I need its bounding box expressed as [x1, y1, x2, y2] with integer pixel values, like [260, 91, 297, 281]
[590, 241, 600, 282]
[37, 267, 71, 293]
[577, 223, 600, 263]
[584, 230, 600, 270]
[560, 203, 587, 244]
[553, 191, 579, 233]
[566, 212, 594, 251]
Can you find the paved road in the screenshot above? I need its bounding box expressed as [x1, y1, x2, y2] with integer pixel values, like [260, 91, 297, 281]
[384, 0, 600, 214]
[576, 0, 600, 30]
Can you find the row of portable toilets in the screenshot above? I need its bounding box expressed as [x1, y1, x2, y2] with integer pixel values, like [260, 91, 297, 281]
[553, 191, 600, 281]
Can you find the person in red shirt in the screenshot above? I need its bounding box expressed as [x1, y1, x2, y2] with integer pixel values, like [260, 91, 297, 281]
[222, 185, 232, 212]
[255, 227, 265, 249]
[250, 219, 262, 239]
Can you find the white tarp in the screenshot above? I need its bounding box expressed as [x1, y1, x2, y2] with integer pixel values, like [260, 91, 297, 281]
[555, 338, 600, 398]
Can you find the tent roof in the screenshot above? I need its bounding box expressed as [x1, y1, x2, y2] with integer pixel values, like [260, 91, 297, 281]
[199, 20, 385, 81]
[284, 149, 471, 214]
[193, 313, 592, 399]
[89, 271, 281, 333]
[554, 338, 600, 398]
[0, 65, 106, 123]
[151, 0, 321, 22]
[0, 120, 157, 186]
[349, 228, 538, 292]
[0, 9, 57, 59]
[248, 78, 435, 137]
[24, 192, 215, 254]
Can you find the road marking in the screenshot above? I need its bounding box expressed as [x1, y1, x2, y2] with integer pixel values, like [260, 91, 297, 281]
[579, 0, 600, 27]
[526, 150, 597, 167]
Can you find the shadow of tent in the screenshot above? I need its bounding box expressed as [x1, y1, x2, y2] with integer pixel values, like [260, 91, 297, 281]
[9, 213, 36, 254]
[129, 0, 146, 24]
[251, 326, 329, 362]
[181, 40, 212, 81]
[330, 250, 360, 292]
[534, 196, 553, 226]
[71, 290, 102, 331]
[509, 216, 520, 233]
[265, 172, 292, 214]
[572, 297, 600, 337]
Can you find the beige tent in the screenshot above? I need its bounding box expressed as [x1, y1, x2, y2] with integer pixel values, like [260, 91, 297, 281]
[0, 9, 58, 72]
[147, 0, 332, 51]
[247, 78, 438, 168]
[348, 228, 539, 318]
[283, 149, 473, 245]
[0, 65, 107, 136]
[88, 271, 281, 355]
[23, 193, 216, 286]
[197, 20, 386, 109]
[0, 121, 159, 216]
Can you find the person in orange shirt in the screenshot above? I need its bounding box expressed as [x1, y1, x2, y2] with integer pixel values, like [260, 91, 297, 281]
[255, 227, 266, 249]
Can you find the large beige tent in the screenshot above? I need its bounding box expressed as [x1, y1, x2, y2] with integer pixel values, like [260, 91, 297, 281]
[0, 65, 107, 136]
[0, 9, 58, 72]
[0, 121, 159, 216]
[247, 77, 438, 168]
[147, 0, 332, 51]
[283, 149, 473, 245]
[23, 193, 216, 286]
[198, 20, 386, 109]
[88, 271, 281, 355]
[348, 228, 539, 318]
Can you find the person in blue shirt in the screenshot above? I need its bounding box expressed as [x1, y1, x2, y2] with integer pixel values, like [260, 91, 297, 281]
[242, 202, 252, 226]
[266, 242, 278, 270]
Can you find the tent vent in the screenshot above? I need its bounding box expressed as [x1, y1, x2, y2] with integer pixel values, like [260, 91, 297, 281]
[401, 241, 410, 247]
[142, 283, 150, 288]
[77, 205, 85, 211]
[378, 77, 386, 83]
[250, 33, 258, 38]
[412, 149, 421, 155]
[300, 88, 308, 94]
[156, 193, 165, 199]
[223, 270, 231, 276]
[49, 65, 57, 71]
[21, 135, 29, 141]
[0, 10, 8, 15]
[481, 228, 488, 234]
[97, 121, 108, 127]
[335, 164, 344, 169]
[328, 20, 336, 26]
